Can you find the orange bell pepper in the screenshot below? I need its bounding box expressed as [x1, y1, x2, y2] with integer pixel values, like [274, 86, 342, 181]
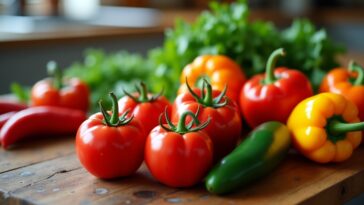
[320, 61, 364, 121]
[178, 55, 246, 102]
[287, 93, 364, 163]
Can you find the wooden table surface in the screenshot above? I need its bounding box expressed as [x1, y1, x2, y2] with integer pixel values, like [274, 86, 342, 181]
[1, 134, 364, 205]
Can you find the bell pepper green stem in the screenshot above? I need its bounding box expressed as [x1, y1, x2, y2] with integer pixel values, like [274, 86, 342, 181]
[47, 61, 62, 89]
[264, 48, 285, 84]
[328, 120, 364, 135]
[348, 61, 364, 85]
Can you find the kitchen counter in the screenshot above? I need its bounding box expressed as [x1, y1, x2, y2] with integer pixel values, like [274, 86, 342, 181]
[1, 136, 364, 205]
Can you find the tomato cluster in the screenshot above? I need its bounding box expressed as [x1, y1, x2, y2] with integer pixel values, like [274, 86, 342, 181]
[75, 49, 364, 189]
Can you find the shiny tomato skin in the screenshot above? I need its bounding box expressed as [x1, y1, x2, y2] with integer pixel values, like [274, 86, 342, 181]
[145, 126, 213, 187]
[118, 93, 171, 134]
[76, 113, 145, 179]
[31, 78, 89, 112]
[172, 89, 242, 161]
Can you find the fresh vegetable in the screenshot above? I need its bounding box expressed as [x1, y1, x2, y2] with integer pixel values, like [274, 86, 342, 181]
[0, 112, 17, 130]
[287, 93, 364, 163]
[240, 48, 313, 128]
[178, 55, 246, 102]
[76, 92, 145, 179]
[172, 79, 242, 161]
[118, 82, 171, 134]
[320, 61, 364, 122]
[0, 101, 27, 114]
[205, 121, 291, 194]
[31, 61, 89, 112]
[0, 106, 87, 149]
[151, 1, 344, 93]
[145, 109, 213, 187]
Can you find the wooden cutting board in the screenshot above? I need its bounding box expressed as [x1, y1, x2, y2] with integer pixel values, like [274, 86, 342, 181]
[0, 136, 364, 205]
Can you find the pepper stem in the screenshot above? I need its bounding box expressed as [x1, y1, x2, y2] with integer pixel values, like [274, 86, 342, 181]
[348, 61, 364, 85]
[264, 48, 285, 84]
[328, 120, 364, 135]
[99, 92, 133, 127]
[47, 61, 62, 89]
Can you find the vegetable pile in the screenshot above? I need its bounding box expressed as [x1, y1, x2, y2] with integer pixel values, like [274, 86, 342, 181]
[3, 0, 364, 197]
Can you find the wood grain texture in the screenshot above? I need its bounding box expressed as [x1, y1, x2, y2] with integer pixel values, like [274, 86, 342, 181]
[0, 137, 75, 174]
[1, 139, 364, 205]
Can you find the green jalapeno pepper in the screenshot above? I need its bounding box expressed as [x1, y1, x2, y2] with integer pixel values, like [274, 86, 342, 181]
[205, 121, 291, 194]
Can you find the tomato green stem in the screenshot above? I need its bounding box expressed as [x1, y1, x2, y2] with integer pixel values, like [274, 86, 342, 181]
[264, 48, 285, 84]
[160, 107, 210, 134]
[185, 78, 228, 108]
[47, 61, 62, 89]
[99, 92, 133, 127]
[348, 61, 364, 85]
[123, 82, 163, 103]
[328, 120, 364, 136]
[109, 92, 119, 125]
[202, 79, 213, 106]
[138, 82, 149, 102]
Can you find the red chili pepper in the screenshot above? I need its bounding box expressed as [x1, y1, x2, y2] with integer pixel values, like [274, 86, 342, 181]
[31, 61, 89, 112]
[76, 92, 145, 179]
[145, 109, 213, 187]
[118, 82, 171, 135]
[172, 79, 242, 161]
[0, 112, 17, 130]
[239, 48, 313, 128]
[0, 101, 27, 114]
[0, 106, 87, 149]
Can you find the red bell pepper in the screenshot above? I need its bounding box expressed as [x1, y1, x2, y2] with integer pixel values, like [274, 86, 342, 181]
[239, 48, 313, 128]
[0, 101, 27, 114]
[118, 82, 171, 135]
[31, 61, 89, 112]
[0, 106, 87, 149]
[145, 109, 213, 187]
[172, 79, 242, 161]
[76, 92, 145, 179]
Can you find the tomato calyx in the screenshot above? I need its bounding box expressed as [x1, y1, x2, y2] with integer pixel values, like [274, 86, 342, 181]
[264, 48, 285, 85]
[186, 78, 228, 108]
[123, 82, 164, 103]
[99, 92, 133, 127]
[47, 61, 63, 89]
[160, 107, 210, 134]
[348, 60, 364, 85]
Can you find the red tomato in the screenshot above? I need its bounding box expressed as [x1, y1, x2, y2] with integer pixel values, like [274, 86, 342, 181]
[31, 62, 89, 112]
[172, 80, 242, 161]
[76, 93, 145, 179]
[145, 110, 213, 187]
[118, 82, 171, 135]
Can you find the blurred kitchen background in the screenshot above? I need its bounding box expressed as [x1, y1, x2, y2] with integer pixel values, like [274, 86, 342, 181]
[0, 0, 363, 94]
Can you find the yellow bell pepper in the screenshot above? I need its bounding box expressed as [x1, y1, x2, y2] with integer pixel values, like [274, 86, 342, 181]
[287, 93, 364, 163]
